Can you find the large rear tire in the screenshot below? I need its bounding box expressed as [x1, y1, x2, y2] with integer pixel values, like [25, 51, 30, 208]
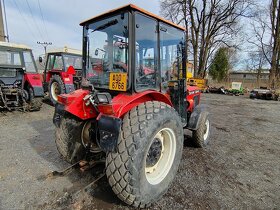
[27, 87, 42, 111]
[49, 75, 65, 105]
[106, 101, 183, 208]
[55, 114, 86, 164]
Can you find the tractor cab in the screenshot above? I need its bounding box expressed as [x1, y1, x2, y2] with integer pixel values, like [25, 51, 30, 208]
[53, 4, 210, 208]
[81, 4, 188, 120]
[0, 41, 43, 110]
[42, 47, 82, 104]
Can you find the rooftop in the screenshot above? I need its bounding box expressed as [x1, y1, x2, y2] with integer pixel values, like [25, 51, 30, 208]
[80, 4, 185, 31]
[0, 41, 31, 50]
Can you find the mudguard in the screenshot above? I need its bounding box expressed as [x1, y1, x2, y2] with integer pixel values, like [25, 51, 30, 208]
[97, 114, 122, 152]
[187, 104, 208, 130]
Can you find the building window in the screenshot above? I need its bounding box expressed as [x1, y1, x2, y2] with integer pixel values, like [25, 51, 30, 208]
[243, 74, 246, 78]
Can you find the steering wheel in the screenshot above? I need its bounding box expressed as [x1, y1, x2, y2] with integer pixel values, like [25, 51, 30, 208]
[136, 72, 155, 85]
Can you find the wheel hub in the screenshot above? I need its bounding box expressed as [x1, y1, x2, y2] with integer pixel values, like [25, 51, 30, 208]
[145, 128, 176, 185]
[146, 138, 163, 168]
[51, 82, 60, 101]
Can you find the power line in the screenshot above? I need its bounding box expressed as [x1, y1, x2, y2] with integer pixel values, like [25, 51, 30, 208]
[25, 0, 44, 40]
[37, 41, 52, 55]
[12, 0, 37, 40]
[37, 0, 49, 40]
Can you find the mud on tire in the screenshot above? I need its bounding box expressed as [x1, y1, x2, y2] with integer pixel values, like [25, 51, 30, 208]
[27, 87, 42, 111]
[55, 114, 85, 164]
[49, 75, 65, 105]
[106, 101, 183, 208]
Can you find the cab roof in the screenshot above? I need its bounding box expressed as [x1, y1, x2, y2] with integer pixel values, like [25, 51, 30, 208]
[80, 4, 185, 31]
[0, 41, 31, 50]
[47, 46, 82, 55]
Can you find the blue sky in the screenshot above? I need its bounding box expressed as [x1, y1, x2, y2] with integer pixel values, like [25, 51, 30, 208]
[3, 0, 160, 58]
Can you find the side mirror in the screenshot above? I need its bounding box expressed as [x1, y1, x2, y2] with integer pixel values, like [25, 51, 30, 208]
[39, 56, 43, 63]
[95, 49, 99, 56]
[66, 65, 76, 75]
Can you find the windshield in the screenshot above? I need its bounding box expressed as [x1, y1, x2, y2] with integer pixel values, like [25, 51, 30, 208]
[23, 51, 37, 72]
[85, 12, 129, 90]
[63, 54, 82, 70]
[0, 50, 22, 66]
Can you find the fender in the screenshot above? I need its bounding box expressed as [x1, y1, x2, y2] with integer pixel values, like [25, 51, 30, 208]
[59, 89, 97, 120]
[57, 89, 173, 120]
[112, 90, 173, 118]
[186, 104, 208, 130]
[46, 71, 74, 85]
[24, 73, 44, 96]
[46, 71, 75, 93]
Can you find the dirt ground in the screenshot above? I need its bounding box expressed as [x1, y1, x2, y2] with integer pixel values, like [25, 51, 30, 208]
[0, 94, 279, 209]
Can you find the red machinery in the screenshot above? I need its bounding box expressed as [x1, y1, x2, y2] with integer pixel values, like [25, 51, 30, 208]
[41, 47, 82, 104]
[0, 42, 43, 111]
[53, 4, 210, 208]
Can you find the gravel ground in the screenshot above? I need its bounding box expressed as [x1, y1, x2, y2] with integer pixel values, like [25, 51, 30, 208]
[0, 94, 279, 209]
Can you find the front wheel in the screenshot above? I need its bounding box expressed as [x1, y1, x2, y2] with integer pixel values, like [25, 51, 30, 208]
[192, 112, 210, 147]
[106, 101, 183, 208]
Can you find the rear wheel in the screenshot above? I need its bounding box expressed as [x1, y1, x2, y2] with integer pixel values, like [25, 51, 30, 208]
[49, 75, 65, 105]
[55, 114, 86, 164]
[192, 112, 210, 147]
[27, 87, 42, 111]
[106, 101, 183, 208]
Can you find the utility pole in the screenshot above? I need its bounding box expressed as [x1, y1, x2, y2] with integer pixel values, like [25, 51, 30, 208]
[37, 41, 52, 55]
[0, 0, 7, 42]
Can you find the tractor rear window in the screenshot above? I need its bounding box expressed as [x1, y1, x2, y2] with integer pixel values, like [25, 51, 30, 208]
[63, 55, 82, 70]
[0, 51, 21, 66]
[86, 12, 129, 90]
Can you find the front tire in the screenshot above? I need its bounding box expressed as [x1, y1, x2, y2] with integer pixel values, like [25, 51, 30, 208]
[192, 112, 210, 147]
[49, 75, 65, 105]
[106, 101, 183, 208]
[55, 114, 86, 164]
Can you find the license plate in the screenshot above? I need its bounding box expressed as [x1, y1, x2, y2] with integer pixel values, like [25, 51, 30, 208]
[109, 72, 127, 91]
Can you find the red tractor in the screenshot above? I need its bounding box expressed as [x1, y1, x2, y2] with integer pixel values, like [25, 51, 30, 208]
[41, 47, 82, 104]
[0, 42, 43, 111]
[53, 4, 210, 208]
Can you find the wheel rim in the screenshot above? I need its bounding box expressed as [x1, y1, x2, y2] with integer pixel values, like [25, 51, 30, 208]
[51, 82, 60, 101]
[81, 121, 101, 153]
[203, 119, 210, 141]
[145, 128, 176, 185]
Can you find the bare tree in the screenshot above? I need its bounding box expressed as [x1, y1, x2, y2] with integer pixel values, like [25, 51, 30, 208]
[247, 49, 268, 86]
[160, 0, 252, 78]
[248, 0, 280, 87]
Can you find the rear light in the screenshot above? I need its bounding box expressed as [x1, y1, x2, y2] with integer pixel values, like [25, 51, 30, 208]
[57, 95, 68, 105]
[98, 104, 114, 115]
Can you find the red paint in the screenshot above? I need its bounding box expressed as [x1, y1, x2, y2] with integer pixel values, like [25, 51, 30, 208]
[24, 73, 43, 87]
[58, 89, 173, 120]
[186, 85, 201, 112]
[46, 71, 73, 84]
[61, 89, 98, 120]
[66, 66, 76, 75]
[111, 91, 172, 118]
